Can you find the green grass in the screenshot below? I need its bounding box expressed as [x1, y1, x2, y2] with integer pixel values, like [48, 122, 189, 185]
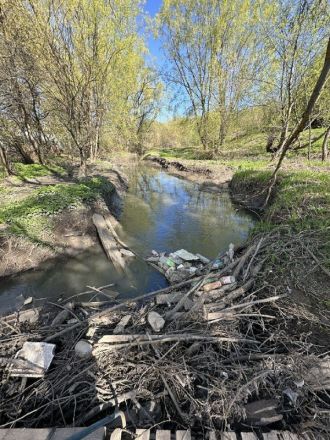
[13, 163, 67, 180]
[0, 176, 114, 236]
[150, 127, 326, 163]
[232, 169, 330, 232]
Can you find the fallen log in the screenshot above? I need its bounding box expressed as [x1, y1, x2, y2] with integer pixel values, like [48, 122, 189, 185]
[92, 213, 126, 273]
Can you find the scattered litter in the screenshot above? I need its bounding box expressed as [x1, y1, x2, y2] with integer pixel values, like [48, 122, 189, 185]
[196, 253, 210, 264]
[23, 297, 33, 305]
[146, 248, 217, 283]
[220, 275, 236, 285]
[283, 387, 299, 405]
[294, 379, 304, 388]
[228, 243, 235, 262]
[173, 249, 200, 261]
[11, 342, 56, 378]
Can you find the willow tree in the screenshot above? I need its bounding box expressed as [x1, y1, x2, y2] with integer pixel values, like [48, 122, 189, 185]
[159, 0, 261, 152]
[0, 1, 50, 165]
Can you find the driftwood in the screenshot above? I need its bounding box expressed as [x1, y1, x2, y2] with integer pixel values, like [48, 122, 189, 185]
[92, 213, 126, 273]
[51, 302, 75, 327]
[96, 333, 257, 349]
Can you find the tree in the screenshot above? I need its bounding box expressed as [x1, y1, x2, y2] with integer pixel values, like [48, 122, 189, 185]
[159, 0, 260, 152]
[264, 37, 330, 205]
[258, 0, 329, 153]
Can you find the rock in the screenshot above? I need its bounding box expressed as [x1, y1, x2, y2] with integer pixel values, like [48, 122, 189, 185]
[244, 399, 282, 426]
[75, 340, 93, 359]
[23, 297, 33, 305]
[147, 311, 165, 332]
[173, 249, 199, 261]
[120, 248, 135, 257]
[17, 309, 39, 324]
[113, 315, 132, 334]
[196, 253, 210, 264]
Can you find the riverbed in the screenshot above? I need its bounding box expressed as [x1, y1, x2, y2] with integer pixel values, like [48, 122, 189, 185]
[0, 166, 255, 313]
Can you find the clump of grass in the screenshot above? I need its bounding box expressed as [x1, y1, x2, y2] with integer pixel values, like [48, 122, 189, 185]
[0, 176, 113, 225]
[13, 163, 67, 180]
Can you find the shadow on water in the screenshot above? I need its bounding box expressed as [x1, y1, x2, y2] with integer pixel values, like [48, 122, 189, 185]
[0, 165, 256, 314]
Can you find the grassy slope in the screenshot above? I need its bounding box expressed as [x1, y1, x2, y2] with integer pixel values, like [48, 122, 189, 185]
[0, 164, 114, 242]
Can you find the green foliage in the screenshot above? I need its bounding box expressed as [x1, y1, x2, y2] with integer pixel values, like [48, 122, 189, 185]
[232, 168, 330, 231]
[0, 177, 113, 225]
[13, 163, 67, 179]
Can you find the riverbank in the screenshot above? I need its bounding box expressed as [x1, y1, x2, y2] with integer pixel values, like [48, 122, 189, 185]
[0, 163, 128, 278]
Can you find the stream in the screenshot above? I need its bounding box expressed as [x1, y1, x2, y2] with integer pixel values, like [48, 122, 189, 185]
[0, 166, 255, 314]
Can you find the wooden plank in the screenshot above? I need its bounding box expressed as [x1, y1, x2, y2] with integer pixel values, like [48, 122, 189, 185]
[92, 214, 126, 273]
[279, 433, 300, 440]
[241, 434, 258, 440]
[110, 428, 123, 440]
[52, 428, 105, 439]
[136, 429, 151, 440]
[0, 429, 52, 440]
[262, 432, 280, 440]
[176, 431, 191, 440]
[221, 434, 237, 440]
[155, 431, 171, 440]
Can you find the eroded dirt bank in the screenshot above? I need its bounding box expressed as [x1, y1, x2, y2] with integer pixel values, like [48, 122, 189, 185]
[0, 164, 128, 278]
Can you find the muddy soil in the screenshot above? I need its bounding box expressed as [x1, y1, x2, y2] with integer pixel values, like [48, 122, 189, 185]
[0, 165, 128, 278]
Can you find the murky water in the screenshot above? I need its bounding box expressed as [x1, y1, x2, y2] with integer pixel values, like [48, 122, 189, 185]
[0, 166, 255, 313]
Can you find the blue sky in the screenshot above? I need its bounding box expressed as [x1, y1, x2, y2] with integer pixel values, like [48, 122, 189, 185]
[144, 0, 164, 67]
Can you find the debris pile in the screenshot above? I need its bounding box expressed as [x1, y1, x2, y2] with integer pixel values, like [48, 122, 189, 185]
[0, 234, 329, 437]
[146, 248, 230, 283]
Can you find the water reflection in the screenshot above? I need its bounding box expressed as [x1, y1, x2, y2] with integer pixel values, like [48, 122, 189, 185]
[0, 166, 255, 313]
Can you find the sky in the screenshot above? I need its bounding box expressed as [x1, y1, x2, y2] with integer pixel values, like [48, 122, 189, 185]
[144, 0, 181, 121]
[144, 0, 164, 68]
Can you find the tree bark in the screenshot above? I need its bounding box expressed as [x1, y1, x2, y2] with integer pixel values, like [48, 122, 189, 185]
[322, 126, 330, 161]
[0, 143, 12, 176]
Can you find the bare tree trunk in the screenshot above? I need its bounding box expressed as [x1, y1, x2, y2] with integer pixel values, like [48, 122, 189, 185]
[322, 126, 330, 161]
[307, 118, 312, 160]
[264, 37, 330, 207]
[0, 143, 12, 176]
[78, 148, 87, 177]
